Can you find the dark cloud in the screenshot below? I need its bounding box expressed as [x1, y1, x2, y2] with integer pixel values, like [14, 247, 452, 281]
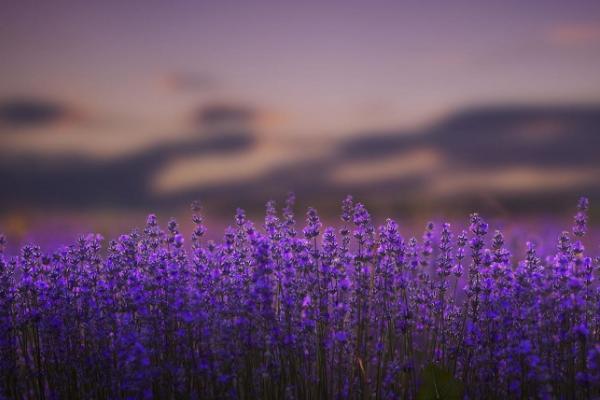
[2, 104, 600, 215]
[0, 132, 255, 210]
[337, 130, 421, 160]
[0, 98, 73, 129]
[194, 103, 258, 130]
[429, 105, 600, 167]
[338, 105, 600, 167]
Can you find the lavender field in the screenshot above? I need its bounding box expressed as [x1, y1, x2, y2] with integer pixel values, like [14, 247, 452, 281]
[0, 195, 598, 399]
[4, 1, 600, 399]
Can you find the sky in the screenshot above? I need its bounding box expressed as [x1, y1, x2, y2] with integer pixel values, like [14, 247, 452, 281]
[1, 0, 600, 221]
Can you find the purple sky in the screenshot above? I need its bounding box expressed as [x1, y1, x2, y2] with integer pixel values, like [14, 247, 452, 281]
[1, 0, 599, 156]
[0, 1, 600, 220]
[0, 1, 600, 142]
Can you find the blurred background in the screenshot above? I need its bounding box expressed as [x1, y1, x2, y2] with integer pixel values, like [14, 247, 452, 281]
[1, 0, 600, 242]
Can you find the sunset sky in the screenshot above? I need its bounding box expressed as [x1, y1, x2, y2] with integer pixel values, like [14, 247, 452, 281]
[1, 1, 600, 215]
[2, 1, 600, 148]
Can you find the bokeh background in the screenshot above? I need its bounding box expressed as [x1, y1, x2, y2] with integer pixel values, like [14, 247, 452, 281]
[1, 0, 600, 242]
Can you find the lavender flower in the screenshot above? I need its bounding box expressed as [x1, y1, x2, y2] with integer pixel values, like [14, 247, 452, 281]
[0, 196, 597, 399]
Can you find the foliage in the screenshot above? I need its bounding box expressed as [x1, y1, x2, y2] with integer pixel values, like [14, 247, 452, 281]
[417, 364, 462, 400]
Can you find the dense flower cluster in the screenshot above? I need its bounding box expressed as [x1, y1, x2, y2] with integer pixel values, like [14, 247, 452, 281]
[0, 195, 599, 399]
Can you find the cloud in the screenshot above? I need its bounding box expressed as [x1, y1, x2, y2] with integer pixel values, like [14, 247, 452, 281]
[428, 167, 600, 195]
[2, 103, 600, 214]
[329, 148, 441, 185]
[194, 102, 258, 130]
[546, 22, 600, 47]
[337, 131, 421, 160]
[0, 98, 76, 129]
[152, 142, 293, 194]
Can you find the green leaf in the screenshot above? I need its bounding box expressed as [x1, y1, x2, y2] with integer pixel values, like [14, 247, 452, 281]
[416, 364, 463, 400]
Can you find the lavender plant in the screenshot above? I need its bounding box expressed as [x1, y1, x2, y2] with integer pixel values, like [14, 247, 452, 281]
[0, 196, 598, 399]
